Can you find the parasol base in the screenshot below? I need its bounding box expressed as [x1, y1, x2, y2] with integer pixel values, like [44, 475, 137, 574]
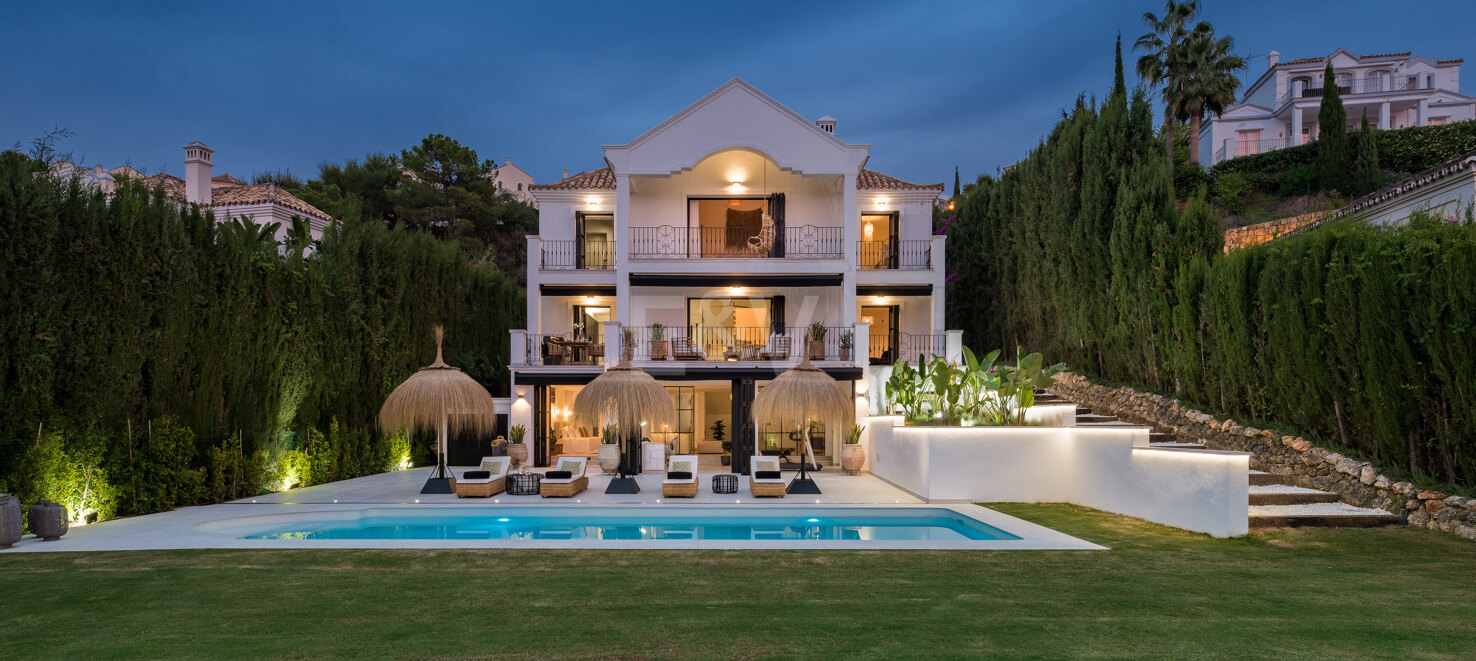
[786, 477, 822, 495]
[420, 477, 455, 494]
[605, 477, 641, 494]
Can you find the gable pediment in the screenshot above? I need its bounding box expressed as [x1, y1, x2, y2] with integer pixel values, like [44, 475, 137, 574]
[604, 78, 870, 177]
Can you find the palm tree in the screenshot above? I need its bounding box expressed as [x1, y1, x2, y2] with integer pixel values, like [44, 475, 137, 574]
[1135, 0, 1201, 162]
[1177, 29, 1245, 165]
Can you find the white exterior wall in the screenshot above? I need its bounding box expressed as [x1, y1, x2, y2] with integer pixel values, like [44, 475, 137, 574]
[868, 416, 1250, 537]
[1349, 167, 1475, 226]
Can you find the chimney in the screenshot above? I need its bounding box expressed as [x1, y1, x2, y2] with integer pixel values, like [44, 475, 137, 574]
[816, 115, 837, 133]
[182, 141, 214, 205]
[1267, 50, 1280, 70]
[562, 168, 569, 180]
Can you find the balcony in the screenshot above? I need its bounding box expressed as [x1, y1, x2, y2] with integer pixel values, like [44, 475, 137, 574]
[1215, 137, 1295, 164]
[629, 225, 844, 260]
[869, 331, 945, 365]
[857, 240, 932, 270]
[540, 239, 615, 270]
[624, 325, 855, 362]
[1277, 77, 1423, 106]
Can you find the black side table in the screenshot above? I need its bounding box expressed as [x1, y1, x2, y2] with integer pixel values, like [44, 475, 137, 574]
[712, 474, 739, 495]
[507, 472, 543, 496]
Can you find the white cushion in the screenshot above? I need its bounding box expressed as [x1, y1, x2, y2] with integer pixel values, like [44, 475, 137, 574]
[458, 477, 494, 485]
[750, 456, 785, 482]
[541, 477, 577, 484]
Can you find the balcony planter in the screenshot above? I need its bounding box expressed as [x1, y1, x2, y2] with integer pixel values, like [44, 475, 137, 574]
[839, 330, 854, 362]
[27, 500, 68, 541]
[0, 494, 21, 548]
[807, 322, 828, 360]
[649, 324, 668, 360]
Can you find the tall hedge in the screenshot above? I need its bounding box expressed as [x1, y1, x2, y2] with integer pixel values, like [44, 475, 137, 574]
[950, 64, 1476, 487]
[1210, 119, 1476, 192]
[0, 150, 522, 517]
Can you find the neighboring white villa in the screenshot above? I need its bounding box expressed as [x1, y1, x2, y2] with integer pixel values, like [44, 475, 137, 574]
[1203, 48, 1476, 165]
[64, 142, 335, 241]
[491, 157, 537, 206]
[508, 78, 950, 469]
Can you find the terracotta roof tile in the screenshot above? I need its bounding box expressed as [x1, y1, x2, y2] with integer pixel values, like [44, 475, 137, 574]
[1437, 58, 1465, 65]
[137, 173, 185, 199]
[1359, 51, 1411, 60]
[858, 168, 945, 191]
[529, 166, 615, 190]
[211, 173, 246, 184]
[208, 183, 332, 221]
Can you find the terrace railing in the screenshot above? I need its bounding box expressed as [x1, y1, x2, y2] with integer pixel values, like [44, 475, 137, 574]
[870, 331, 946, 365]
[524, 332, 607, 366]
[857, 240, 932, 270]
[540, 239, 615, 270]
[1277, 77, 1422, 106]
[624, 325, 853, 361]
[629, 225, 844, 260]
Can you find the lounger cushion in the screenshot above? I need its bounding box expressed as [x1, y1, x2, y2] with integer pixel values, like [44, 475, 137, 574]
[546, 470, 573, 479]
[754, 470, 781, 480]
[666, 471, 693, 480]
[463, 470, 491, 479]
[480, 460, 507, 475]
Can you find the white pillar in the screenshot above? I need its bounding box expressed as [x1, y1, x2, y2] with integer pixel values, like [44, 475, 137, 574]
[930, 234, 947, 334]
[841, 173, 858, 328]
[510, 329, 527, 366]
[853, 320, 870, 368]
[1379, 101, 1391, 130]
[525, 235, 541, 335]
[1417, 99, 1429, 127]
[945, 330, 964, 364]
[1291, 108, 1303, 145]
[614, 174, 631, 325]
[602, 320, 621, 365]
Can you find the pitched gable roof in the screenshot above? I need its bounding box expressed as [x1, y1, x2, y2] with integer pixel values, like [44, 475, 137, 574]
[619, 78, 849, 152]
[212, 173, 246, 185]
[858, 168, 944, 191]
[529, 166, 616, 191]
[208, 183, 332, 221]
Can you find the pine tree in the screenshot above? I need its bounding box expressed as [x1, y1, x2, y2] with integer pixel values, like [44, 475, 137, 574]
[1352, 110, 1382, 196]
[1317, 62, 1350, 193]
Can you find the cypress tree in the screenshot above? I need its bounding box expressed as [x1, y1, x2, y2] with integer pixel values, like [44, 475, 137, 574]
[953, 166, 960, 199]
[1113, 32, 1125, 98]
[1352, 110, 1381, 196]
[1317, 62, 1350, 192]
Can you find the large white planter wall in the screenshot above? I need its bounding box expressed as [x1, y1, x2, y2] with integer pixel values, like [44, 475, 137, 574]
[868, 416, 1249, 537]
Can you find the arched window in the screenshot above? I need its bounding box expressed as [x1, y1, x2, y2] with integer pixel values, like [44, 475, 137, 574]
[517, 183, 523, 191]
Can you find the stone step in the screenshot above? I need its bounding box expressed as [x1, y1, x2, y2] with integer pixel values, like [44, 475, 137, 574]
[1249, 484, 1343, 506]
[1149, 431, 1176, 442]
[1149, 442, 1208, 449]
[1075, 413, 1119, 424]
[1248, 502, 1402, 528]
[1076, 406, 1093, 416]
[1248, 470, 1283, 486]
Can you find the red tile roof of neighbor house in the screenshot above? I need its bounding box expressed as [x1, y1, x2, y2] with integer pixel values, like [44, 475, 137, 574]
[122, 172, 331, 221]
[211, 173, 246, 184]
[530, 165, 943, 191]
[1281, 51, 1414, 66]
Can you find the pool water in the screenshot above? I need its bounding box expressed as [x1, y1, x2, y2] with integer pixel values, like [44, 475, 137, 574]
[241, 507, 1020, 542]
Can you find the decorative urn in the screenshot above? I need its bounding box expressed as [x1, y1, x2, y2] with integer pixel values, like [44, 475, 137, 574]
[28, 500, 69, 541]
[0, 494, 22, 548]
[841, 444, 866, 475]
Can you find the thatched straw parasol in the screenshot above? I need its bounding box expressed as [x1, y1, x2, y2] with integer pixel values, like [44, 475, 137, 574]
[379, 326, 498, 493]
[572, 357, 676, 491]
[752, 356, 853, 492]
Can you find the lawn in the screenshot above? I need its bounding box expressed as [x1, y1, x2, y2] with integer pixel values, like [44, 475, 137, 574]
[2, 504, 1472, 660]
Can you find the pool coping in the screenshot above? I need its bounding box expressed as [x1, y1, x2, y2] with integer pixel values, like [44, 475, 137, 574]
[1, 502, 1105, 552]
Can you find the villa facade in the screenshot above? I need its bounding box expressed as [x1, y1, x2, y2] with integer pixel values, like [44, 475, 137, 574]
[491, 157, 537, 206]
[1202, 48, 1476, 165]
[508, 78, 952, 469]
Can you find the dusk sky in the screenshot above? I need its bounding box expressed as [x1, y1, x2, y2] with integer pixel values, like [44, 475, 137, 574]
[5, 1, 1475, 188]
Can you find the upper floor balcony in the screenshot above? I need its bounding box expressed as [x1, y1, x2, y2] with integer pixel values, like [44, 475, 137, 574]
[629, 225, 844, 260]
[857, 240, 932, 270]
[1276, 76, 1426, 107]
[540, 239, 615, 270]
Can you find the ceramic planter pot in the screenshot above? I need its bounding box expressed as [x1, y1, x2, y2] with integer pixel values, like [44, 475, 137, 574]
[597, 444, 622, 473]
[0, 494, 21, 548]
[651, 340, 668, 360]
[720, 455, 731, 466]
[506, 442, 529, 469]
[28, 500, 68, 541]
[808, 341, 825, 360]
[840, 444, 866, 475]
[840, 348, 852, 361]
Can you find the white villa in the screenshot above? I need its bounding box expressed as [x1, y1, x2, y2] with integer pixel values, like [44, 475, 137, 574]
[1203, 48, 1476, 165]
[508, 78, 951, 470]
[492, 157, 537, 206]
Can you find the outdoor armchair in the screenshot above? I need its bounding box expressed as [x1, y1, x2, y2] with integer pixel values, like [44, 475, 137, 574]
[749, 456, 787, 497]
[662, 455, 700, 498]
[455, 456, 510, 498]
[540, 456, 589, 498]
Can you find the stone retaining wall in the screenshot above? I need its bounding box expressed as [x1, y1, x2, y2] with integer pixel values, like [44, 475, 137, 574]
[1050, 372, 1476, 540]
[1222, 210, 1331, 253]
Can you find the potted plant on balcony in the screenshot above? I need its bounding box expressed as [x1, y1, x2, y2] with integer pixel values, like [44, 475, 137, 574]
[838, 330, 854, 361]
[710, 419, 730, 465]
[597, 423, 622, 473]
[807, 322, 828, 360]
[650, 324, 668, 360]
[841, 424, 866, 475]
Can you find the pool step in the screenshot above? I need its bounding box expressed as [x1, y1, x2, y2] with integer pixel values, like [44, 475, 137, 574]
[1249, 484, 1343, 506]
[1249, 470, 1281, 486]
[1075, 413, 1120, 424]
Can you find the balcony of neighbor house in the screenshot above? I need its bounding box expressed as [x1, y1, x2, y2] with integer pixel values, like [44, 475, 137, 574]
[1276, 74, 1430, 107]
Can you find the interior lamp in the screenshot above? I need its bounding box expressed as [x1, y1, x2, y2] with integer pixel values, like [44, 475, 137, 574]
[864, 221, 874, 241]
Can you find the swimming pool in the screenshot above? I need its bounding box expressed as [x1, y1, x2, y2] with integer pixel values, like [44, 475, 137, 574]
[228, 507, 1021, 542]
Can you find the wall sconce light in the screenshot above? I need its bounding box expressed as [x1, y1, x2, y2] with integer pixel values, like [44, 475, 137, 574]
[876, 198, 889, 208]
[586, 198, 599, 208]
[728, 286, 745, 296]
[872, 295, 887, 304]
[584, 296, 597, 304]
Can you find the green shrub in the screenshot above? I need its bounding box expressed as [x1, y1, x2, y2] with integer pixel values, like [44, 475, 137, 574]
[111, 416, 204, 515]
[1277, 164, 1320, 198]
[1212, 120, 1476, 196]
[1213, 173, 1251, 214]
[1173, 164, 1213, 200]
[9, 431, 118, 528]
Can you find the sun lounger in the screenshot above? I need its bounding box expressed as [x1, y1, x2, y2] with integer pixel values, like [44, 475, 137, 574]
[662, 455, 699, 498]
[749, 456, 787, 497]
[540, 456, 589, 498]
[455, 456, 510, 497]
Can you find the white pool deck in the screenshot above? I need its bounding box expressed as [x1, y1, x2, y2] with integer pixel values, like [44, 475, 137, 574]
[1, 466, 1103, 552]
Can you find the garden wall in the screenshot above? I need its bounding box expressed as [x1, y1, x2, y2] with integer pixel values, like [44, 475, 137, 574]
[867, 416, 1249, 537]
[1222, 211, 1331, 252]
[1050, 372, 1476, 541]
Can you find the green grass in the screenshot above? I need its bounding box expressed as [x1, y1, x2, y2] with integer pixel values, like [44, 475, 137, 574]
[2, 504, 1473, 659]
